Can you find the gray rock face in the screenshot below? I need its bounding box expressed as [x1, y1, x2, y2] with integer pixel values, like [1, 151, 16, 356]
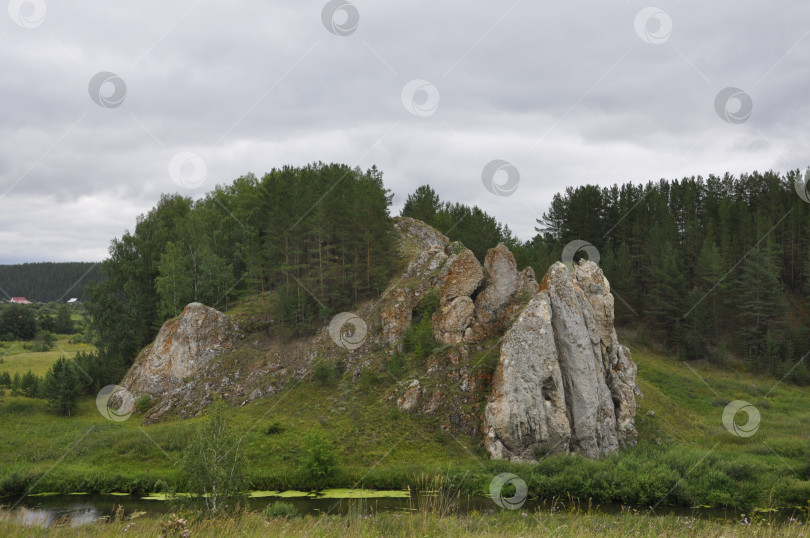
[573, 261, 641, 447]
[395, 217, 449, 251]
[381, 243, 448, 345]
[437, 245, 484, 305]
[397, 379, 422, 411]
[431, 243, 484, 344]
[121, 302, 238, 401]
[467, 244, 538, 343]
[484, 292, 570, 460]
[484, 260, 640, 461]
[432, 296, 475, 344]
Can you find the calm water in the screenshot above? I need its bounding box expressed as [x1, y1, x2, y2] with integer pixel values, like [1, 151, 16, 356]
[0, 491, 800, 528]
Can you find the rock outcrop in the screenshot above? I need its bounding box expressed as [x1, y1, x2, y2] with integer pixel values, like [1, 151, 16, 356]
[119, 217, 639, 461]
[431, 243, 484, 344]
[121, 303, 239, 410]
[484, 260, 640, 461]
[466, 244, 538, 343]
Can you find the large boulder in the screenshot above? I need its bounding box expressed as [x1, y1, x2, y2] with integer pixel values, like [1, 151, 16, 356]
[395, 217, 449, 251]
[573, 261, 641, 447]
[121, 303, 238, 399]
[545, 262, 618, 458]
[432, 296, 475, 344]
[466, 244, 538, 342]
[437, 244, 484, 305]
[430, 243, 483, 344]
[484, 292, 571, 461]
[484, 260, 640, 461]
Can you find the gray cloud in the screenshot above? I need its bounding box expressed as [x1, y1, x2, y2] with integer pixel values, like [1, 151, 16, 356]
[1, 0, 808, 263]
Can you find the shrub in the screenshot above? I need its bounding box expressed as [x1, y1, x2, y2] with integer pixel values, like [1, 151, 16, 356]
[359, 367, 383, 391]
[265, 421, 284, 435]
[264, 501, 298, 519]
[42, 358, 79, 416]
[314, 361, 332, 386]
[334, 359, 347, 378]
[417, 287, 440, 318]
[20, 370, 40, 398]
[134, 394, 152, 414]
[385, 352, 405, 380]
[33, 330, 56, 352]
[403, 317, 436, 364]
[299, 426, 337, 489]
[180, 398, 249, 516]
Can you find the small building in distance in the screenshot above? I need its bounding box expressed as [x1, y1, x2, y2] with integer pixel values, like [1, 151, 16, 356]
[67, 298, 79, 305]
[10, 297, 31, 304]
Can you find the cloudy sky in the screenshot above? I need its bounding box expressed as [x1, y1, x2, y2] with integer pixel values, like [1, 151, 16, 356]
[1, 1, 808, 264]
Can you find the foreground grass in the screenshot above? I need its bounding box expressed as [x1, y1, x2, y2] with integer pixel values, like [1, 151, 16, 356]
[1, 509, 806, 537]
[0, 342, 808, 511]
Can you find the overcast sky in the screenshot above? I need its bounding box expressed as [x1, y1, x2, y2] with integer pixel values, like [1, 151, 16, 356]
[1, 1, 808, 264]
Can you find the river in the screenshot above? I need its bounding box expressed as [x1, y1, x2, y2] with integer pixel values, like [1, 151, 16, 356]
[0, 490, 795, 528]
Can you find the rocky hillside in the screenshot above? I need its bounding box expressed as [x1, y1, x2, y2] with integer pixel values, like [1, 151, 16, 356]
[120, 217, 640, 461]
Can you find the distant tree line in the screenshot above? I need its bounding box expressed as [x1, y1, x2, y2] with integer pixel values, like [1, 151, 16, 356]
[529, 169, 810, 381]
[0, 262, 101, 302]
[0, 303, 76, 345]
[404, 170, 810, 383]
[87, 162, 397, 375]
[81, 163, 810, 393]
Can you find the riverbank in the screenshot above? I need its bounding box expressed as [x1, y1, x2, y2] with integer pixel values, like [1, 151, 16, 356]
[1, 507, 806, 537]
[1, 345, 808, 511]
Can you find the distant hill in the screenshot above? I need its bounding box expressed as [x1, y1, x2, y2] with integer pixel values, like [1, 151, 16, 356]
[0, 262, 102, 303]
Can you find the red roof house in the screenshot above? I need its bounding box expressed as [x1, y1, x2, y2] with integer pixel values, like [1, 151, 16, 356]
[10, 297, 31, 304]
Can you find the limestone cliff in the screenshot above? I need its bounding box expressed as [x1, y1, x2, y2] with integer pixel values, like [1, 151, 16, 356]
[120, 302, 240, 421]
[483, 261, 641, 461]
[120, 217, 639, 460]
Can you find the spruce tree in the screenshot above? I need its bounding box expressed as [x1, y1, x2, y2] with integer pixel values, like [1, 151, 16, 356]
[42, 357, 79, 416]
[735, 243, 785, 372]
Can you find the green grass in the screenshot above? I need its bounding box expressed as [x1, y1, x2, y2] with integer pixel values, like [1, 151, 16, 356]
[0, 507, 805, 537]
[0, 342, 808, 512]
[0, 338, 96, 377]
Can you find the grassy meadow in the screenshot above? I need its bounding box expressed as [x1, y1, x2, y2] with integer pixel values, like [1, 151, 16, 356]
[0, 335, 808, 517]
[0, 337, 95, 377]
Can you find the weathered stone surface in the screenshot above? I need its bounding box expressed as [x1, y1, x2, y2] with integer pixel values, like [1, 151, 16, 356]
[573, 261, 641, 447]
[121, 303, 237, 398]
[380, 244, 448, 345]
[397, 379, 422, 411]
[432, 296, 475, 344]
[467, 244, 536, 342]
[484, 291, 570, 461]
[520, 266, 540, 295]
[394, 217, 449, 251]
[425, 242, 483, 344]
[484, 260, 640, 461]
[545, 262, 617, 459]
[437, 244, 484, 305]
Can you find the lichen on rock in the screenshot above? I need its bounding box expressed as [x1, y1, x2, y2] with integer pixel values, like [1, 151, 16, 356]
[120, 302, 239, 420]
[483, 260, 640, 461]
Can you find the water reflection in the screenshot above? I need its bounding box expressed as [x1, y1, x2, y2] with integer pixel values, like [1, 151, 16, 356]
[10, 505, 100, 528]
[1, 492, 801, 529]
